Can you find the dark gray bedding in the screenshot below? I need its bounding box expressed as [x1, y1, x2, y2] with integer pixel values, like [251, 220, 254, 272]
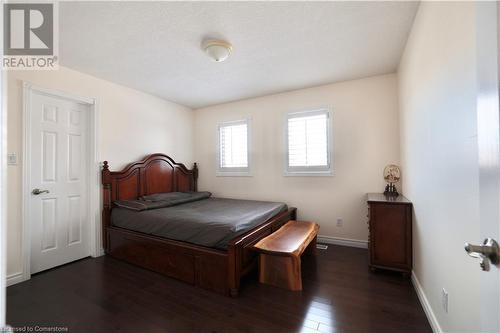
[111, 197, 287, 250]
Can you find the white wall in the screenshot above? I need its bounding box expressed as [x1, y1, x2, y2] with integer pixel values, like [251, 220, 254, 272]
[6, 66, 194, 278]
[398, 2, 481, 332]
[193, 74, 400, 243]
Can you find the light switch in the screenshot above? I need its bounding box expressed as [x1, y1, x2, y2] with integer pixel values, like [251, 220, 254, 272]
[7, 153, 17, 165]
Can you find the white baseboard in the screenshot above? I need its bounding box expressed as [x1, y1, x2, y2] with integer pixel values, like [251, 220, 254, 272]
[6, 272, 25, 287]
[92, 247, 105, 258]
[317, 235, 368, 249]
[411, 270, 442, 333]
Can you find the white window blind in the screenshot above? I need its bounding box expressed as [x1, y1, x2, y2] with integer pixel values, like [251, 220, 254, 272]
[218, 119, 250, 175]
[286, 109, 332, 175]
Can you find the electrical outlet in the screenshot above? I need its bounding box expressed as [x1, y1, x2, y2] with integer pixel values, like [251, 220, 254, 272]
[336, 218, 343, 227]
[442, 288, 448, 313]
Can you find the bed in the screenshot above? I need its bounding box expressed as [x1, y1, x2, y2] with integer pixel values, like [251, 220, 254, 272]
[102, 153, 297, 296]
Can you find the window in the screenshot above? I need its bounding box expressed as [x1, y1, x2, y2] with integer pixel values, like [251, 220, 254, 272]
[217, 119, 251, 176]
[285, 108, 332, 175]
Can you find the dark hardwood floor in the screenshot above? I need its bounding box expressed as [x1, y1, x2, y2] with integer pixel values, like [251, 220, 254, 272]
[7, 245, 431, 333]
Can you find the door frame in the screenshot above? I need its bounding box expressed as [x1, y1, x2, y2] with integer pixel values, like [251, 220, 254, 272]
[0, 31, 7, 327]
[21, 82, 102, 283]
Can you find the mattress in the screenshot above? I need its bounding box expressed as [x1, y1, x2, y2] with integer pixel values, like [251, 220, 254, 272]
[111, 197, 287, 250]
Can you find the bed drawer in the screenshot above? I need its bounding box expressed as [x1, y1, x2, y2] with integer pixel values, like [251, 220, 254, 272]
[109, 230, 196, 284]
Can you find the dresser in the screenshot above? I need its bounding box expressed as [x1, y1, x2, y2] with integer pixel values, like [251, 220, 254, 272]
[366, 193, 412, 275]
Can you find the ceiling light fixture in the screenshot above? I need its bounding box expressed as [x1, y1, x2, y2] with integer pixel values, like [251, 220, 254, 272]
[203, 39, 232, 62]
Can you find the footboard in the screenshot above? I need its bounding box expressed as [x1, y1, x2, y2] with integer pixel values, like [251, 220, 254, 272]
[227, 207, 297, 296]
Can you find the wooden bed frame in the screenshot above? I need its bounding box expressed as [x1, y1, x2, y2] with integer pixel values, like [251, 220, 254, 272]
[102, 153, 296, 296]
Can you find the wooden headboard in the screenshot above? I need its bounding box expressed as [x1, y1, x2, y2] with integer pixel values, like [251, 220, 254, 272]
[101, 153, 198, 250]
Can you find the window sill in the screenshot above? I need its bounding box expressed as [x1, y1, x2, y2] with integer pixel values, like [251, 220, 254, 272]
[216, 172, 253, 177]
[284, 170, 334, 177]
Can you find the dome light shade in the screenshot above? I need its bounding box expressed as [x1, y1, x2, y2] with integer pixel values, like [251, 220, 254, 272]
[203, 40, 232, 62]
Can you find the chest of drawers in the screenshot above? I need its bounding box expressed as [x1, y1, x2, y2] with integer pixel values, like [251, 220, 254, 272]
[367, 193, 412, 275]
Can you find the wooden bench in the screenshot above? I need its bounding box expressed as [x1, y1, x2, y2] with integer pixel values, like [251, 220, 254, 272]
[253, 220, 319, 291]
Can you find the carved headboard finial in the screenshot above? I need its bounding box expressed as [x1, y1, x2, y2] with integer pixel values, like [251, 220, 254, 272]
[193, 162, 199, 179]
[193, 162, 198, 191]
[102, 161, 111, 185]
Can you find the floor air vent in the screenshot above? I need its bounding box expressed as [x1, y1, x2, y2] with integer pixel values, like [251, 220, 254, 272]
[316, 244, 328, 250]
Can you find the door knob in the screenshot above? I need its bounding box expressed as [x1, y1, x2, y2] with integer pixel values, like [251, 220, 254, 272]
[464, 238, 500, 271]
[32, 188, 49, 195]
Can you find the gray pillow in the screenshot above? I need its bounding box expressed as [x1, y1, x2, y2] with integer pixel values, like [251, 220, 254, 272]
[140, 191, 211, 203]
[114, 191, 212, 212]
[113, 200, 150, 211]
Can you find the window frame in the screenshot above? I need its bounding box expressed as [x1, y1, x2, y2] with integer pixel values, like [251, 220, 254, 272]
[284, 108, 333, 176]
[216, 118, 252, 177]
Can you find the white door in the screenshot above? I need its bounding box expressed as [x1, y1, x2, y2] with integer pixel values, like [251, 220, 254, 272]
[29, 91, 90, 274]
[466, 2, 500, 332]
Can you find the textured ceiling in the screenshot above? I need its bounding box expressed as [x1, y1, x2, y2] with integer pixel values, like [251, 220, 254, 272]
[60, 1, 419, 109]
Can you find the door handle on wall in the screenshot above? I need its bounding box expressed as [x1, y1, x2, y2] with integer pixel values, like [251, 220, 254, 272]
[464, 238, 500, 271]
[32, 188, 49, 195]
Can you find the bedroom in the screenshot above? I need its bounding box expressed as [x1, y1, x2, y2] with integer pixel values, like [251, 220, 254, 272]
[0, 1, 499, 332]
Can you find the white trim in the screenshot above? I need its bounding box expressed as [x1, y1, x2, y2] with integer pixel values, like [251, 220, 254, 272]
[317, 235, 368, 249]
[19, 82, 102, 286]
[284, 107, 333, 176]
[22, 82, 31, 283]
[88, 98, 104, 258]
[216, 117, 252, 177]
[24, 84, 95, 105]
[0, 21, 6, 327]
[216, 172, 253, 177]
[411, 270, 442, 333]
[6, 273, 24, 287]
[284, 170, 333, 177]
